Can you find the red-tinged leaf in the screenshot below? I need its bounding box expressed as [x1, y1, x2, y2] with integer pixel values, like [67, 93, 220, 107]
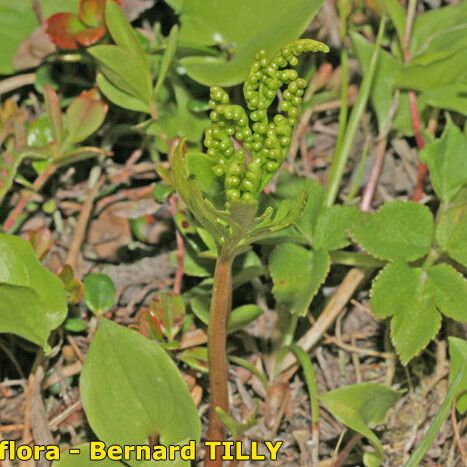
[45, 12, 87, 49]
[26, 228, 53, 260]
[80, 0, 106, 26]
[137, 307, 164, 340]
[80, 0, 122, 27]
[58, 265, 84, 305]
[43, 85, 64, 144]
[65, 88, 108, 144]
[75, 25, 107, 46]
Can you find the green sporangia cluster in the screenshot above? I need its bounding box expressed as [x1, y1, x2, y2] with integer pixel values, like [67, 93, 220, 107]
[204, 39, 329, 204]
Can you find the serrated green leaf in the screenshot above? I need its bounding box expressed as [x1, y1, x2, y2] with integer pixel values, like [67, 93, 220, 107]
[318, 383, 400, 462]
[370, 261, 420, 319]
[0, 233, 67, 350]
[313, 205, 361, 251]
[427, 264, 467, 323]
[352, 201, 434, 261]
[269, 244, 330, 316]
[436, 203, 467, 267]
[371, 261, 441, 365]
[168, 0, 325, 86]
[420, 121, 467, 203]
[448, 337, 467, 414]
[84, 273, 116, 315]
[80, 319, 200, 446]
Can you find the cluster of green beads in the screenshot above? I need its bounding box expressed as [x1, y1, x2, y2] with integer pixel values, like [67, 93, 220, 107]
[204, 39, 329, 204]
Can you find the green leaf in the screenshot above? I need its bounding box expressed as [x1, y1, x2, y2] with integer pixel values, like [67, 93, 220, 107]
[423, 83, 467, 116]
[80, 319, 200, 446]
[0, 1, 37, 74]
[89, 45, 152, 105]
[374, 0, 405, 43]
[151, 82, 210, 148]
[351, 31, 401, 134]
[65, 90, 107, 144]
[313, 205, 361, 251]
[186, 152, 221, 198]
[168, 0, 325, 86]
[352, 201, 434, 262]
[227, 304, 263, 333]
[410, 2, 467, 59]
[0, 233, 67, 350]
[269, 243, 330, 316]
[318, 383, 400, 462]
[64, 318, 88, 333]
[427, 264, 467, 323]
[105, 1, 151, 91]
[154, 25, 178, 97]
[420, 120, 467, 203]
[371, 261, 441, 365]
[396, 49, 467, 93]
[436, 203, 467, 267]
[53, 444, 116, 467]
[96, 73, 151, 113]
[448, 337, 467, 414]
[405, 337, 466, 466]
[84, 273, 116, 315]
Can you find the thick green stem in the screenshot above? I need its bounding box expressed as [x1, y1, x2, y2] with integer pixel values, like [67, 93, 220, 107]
[205, 251, 234, 467]
[325, 15, 387, 207]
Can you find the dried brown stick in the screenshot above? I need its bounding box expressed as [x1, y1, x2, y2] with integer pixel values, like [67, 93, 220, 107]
[65, 176, 104, 273]
[360, 92, 400, 211]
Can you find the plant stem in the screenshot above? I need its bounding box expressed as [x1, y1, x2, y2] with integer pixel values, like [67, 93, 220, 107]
[205, 251, 234, 466]
[324, 15, 387, 207]
[290, 344, 320, 467]
[335, 0, 350, 156]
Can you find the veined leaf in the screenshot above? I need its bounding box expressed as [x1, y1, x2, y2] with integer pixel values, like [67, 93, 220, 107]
[65, 89, 108, 144]
[427, 264, 467, 323]
[319, 383, 400, 464]
[420, 120, 467, 203]
[352, 201, 434, 262]
[80, 319, 200, 447]
[448, 337, 467, 414]
[88, 45, 152, 105]
[269, 243, 330, 316]
[95, 72, 151, 113]
[436, 203, 467, 267]
[313, 205, 361, 251]
[371, 261, 443, 365]
[0, 233, 67, 351]
[167, 0, 325, 86]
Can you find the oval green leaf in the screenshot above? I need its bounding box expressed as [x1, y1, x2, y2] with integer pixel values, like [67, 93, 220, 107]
[84, 273, 116, 315]
[0, 233, 67, 351]
[80, 319, 200, 447]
